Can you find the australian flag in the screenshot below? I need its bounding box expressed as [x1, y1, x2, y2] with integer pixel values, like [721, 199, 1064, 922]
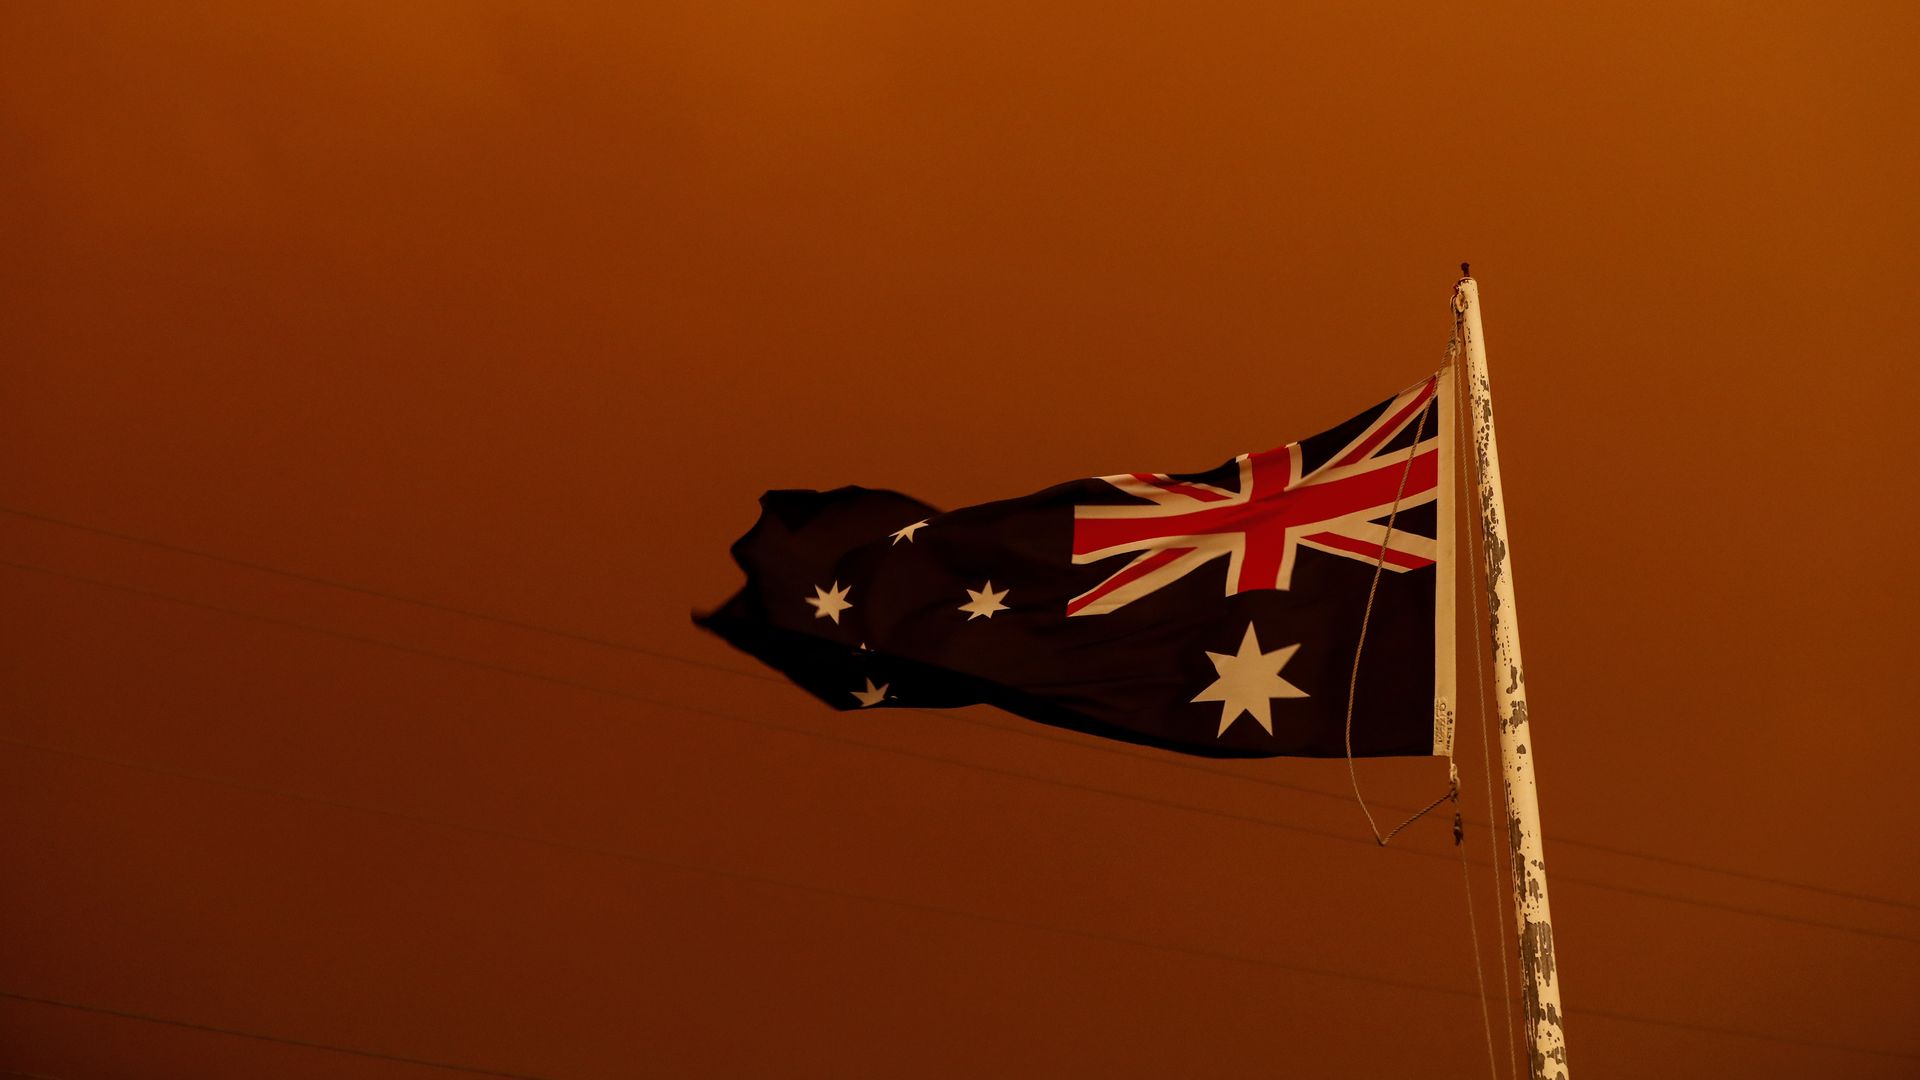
[697, 372, 1459, 759]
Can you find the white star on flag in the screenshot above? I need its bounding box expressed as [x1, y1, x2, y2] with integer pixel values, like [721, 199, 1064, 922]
[806, 581, 853, 623]
[1191, 622, 1307, 737]
[851, 678, 889, 707]
[958, 581, 1010, 620]
[890, 519, 930, 544]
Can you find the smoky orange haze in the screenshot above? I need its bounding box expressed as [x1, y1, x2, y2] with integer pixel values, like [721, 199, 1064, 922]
[2, 3, 1916, 1078]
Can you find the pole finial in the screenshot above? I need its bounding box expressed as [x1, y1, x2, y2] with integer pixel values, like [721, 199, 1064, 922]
[1460, 261, 1471, 278]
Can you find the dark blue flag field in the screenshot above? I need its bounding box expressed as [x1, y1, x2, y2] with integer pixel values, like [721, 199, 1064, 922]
[698, 373, 1458, 759]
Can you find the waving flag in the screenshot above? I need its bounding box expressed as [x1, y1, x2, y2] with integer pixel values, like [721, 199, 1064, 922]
[696, 371, 1457, 759]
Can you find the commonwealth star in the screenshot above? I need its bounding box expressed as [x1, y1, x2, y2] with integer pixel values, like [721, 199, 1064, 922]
[1191, 622, 1307, 737]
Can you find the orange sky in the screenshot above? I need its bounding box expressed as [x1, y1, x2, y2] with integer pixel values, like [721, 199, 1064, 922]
[2, 3, 1916, 1077]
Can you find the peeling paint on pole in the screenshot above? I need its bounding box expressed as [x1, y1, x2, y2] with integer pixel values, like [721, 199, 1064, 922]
[1456, 277, 1569, 1080]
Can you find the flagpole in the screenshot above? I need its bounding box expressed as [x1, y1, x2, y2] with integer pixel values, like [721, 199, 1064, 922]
[1455, 270, 1569, 1080]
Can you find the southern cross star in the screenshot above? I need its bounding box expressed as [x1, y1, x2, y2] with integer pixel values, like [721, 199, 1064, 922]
[959, 581, 1010, 620]
[890, 519, 930, 544]
[851, 678, 889, 707]
[1191, 622, 1307, 737]
[806, 581, 853, 623]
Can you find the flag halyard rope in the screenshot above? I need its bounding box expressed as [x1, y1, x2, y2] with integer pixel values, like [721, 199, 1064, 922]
[1456, 760, 1504, 1080]
[1341, 365, 1446, 847]
[1337, 307, 1505, 1080]
[1452, 296, 1522, 1079]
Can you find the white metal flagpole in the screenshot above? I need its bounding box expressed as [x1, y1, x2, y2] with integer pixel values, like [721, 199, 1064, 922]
[1454, 269, 1569, 1080]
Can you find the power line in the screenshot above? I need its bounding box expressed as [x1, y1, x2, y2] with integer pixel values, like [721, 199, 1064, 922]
[0, 737, 1481, 1000]
[4, 556, 1917, 948]
[4, 503, 1913, 915]
[0, 990, 553, 1079]
[0, 504, 771, 683]
[5, 737, 1916, 1066]
[1575, 1004, 1920, 1063]
[0, 559, 1408, 856]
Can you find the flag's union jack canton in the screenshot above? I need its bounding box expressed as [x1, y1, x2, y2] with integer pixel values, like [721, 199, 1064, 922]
[1068, 380, 1440, 616]
[698, 370, 1459, 760]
